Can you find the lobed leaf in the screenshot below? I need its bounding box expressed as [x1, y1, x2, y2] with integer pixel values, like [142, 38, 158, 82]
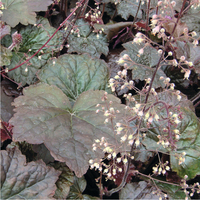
[67, 19, 109, 58]
[9, 83, 130, 177]
[181, 7, 200, 36]
[121, 41, 166, 88]
[170, 107, 200, 179]
[1, 145, 61, 199]
[1, 0, 52, 27]
[172, 41, 200, 73]
[38, 54, 110, 102]
[155, 179, 186, 199]
[2, 17, 62, 86]
[67, 176, 99, 199]
[139, 91, 200, 179]
[116, 0, 142, 20]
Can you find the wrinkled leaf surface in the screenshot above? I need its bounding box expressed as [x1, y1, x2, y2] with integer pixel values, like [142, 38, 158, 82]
[10, 83, 129, 177]
[38, 54, 110, 101]
[1, 145, 61, 199]
[67, 19, 109, 58]
[1, 0, 52, 27]
[140, 91, 200, 179]
[121, 41, 166, 88]
[119, 181, 159, 199]
[2, 17, 62, 86]
[117, 0, 142, 20]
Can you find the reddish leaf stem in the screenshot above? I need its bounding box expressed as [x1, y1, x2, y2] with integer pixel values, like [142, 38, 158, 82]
[2, 0, 86, 73]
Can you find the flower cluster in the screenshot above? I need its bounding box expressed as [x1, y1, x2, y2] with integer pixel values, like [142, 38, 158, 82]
[108, 54, 135, 93]
[152, 161, 170, 175]
[180, 175, 200, 199]
[89, 134, 135, 182]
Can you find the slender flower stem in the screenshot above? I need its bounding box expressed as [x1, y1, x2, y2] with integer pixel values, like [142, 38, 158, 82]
[1, 0, 86, 73]
[105, 0, 188, 196]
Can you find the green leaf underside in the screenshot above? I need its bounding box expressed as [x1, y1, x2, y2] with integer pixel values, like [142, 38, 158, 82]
[121, 41, 166, 88]
[10, 83, 130, 177]
[3, 17, 62, 86]
[138, 91, 200, 179]
[1, 145, 61, 199]
[67, 19, 109, 58]
[117, 0, 142, 20]
[1, 0, 52, 27]
[38, 54, 110, 102]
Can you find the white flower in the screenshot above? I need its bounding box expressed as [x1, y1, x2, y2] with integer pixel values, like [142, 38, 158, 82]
[138, 48, 144, 54]
[154, 114, 159, 121]
[157, 49, 163, 54]
[138, 111, 143, 116]
[121, 134, 127, 142]
[135, 139, 140, 146]
[117, 58, 124, 64]
[184, 69, 191, 80]
[171, 1, 176, 7]
[89, 159, 93, 164]
[177, 95, 181, 101]
[152, 25, 160, 35]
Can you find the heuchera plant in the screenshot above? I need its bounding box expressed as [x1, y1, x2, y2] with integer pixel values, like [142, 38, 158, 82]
[1, 0, 200, 199]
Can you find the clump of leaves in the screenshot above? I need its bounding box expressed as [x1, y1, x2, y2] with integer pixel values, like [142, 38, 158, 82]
[1, 0, 200, 199]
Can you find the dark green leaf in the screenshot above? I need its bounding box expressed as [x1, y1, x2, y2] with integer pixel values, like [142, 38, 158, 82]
[1, 145, 61, 199]
[181, 7, 200, 36]
[155, 179, 186, 199]
[49, 162, 74, 199]
[9, 83, 130, 177]
[1, 0, 52, 27]
[138, 90, 200, 179]
[38, 54, 110, 102]
[170, 107, 200, 179]
[117, 0, 142, 20]
[122, 41, 161, 67]
[3, 17, 62, 86]
[67, 19, 109, 58]
[67, 176, 99, 199]
[121, 41, 166, 88]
